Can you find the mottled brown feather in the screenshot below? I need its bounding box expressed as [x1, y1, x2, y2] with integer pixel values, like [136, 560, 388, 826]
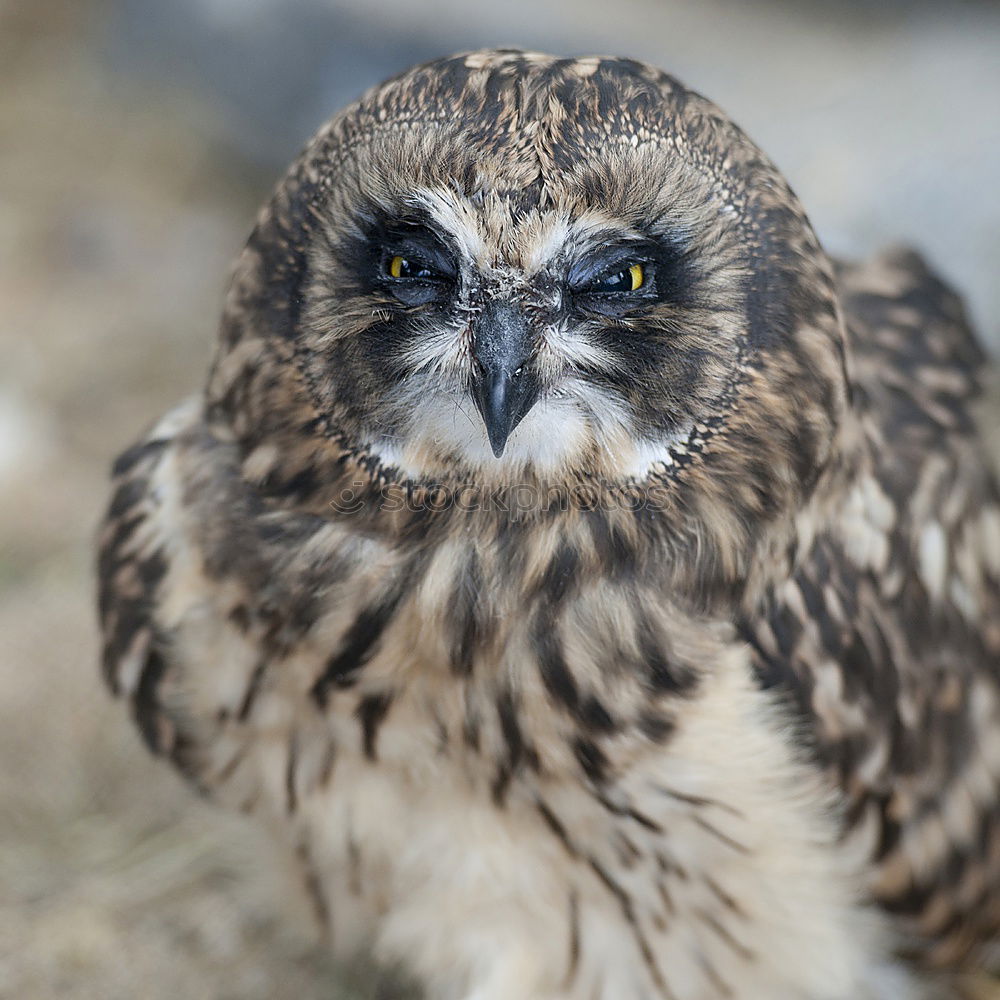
[97, 50, 1000, 999]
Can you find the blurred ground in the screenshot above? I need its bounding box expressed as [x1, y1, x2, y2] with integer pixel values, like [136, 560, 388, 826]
[0, 0, 998, 997]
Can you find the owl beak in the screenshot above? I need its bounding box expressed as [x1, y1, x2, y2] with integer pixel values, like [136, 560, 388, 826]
[470, 302, 540, 458]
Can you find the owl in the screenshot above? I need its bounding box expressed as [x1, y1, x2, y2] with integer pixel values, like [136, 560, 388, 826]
[97, 50, 1000, 999]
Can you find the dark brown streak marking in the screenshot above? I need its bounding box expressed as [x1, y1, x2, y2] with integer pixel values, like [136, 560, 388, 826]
[492, 688, 539, 804]
[449, 548, 482, 677]
[654, 784, 745, 818]
[703, 874, 749, 920]
[697, 950, 735, 999]
[587, 857, 676, 1000]
[536, 798, 579, 859]
[285, 730, 299, 814]
[346, 808, 362, 897]
[595, 791, 664, 833]
[580, 695, 617, 733]
[430, 706, 450, 755]
[656, 851, 689, 882]
[615, 830, 641, 868]
[695, 907, 756, 962]
[637, 711, 675, 743]
[311, 583, 408, 705]
[574, 737, 609, 785]
[228, 603, 251, 632]
[238, 659, 268, 721]
[133, 648, 169, 754]
[534, 618, 581, 712]
[356, 692, 394, 760]
[105, 477, 147, 521]
[110, 437, 168, 477]
[462, 688, 481, 752]
[534, 617, 618, 734]
[314, 740, 336, 790]
[296, 838, 331, 931]
[636, 608, 699, 696]
[565, 888, 581, 988]
[98, 512, 144, 581]
[537, 542, 578, 605]
[211, 742, 248, 786]
[656, 878, 676, 919]
[103, 551, 167, 693]
[692, 814, 749, 854]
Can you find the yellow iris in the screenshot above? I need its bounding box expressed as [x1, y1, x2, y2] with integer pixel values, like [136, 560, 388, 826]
[628, 263, 644, 291]
[389, 255, 406, 278]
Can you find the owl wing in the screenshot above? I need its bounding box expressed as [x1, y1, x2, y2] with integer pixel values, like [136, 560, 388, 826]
[97, 402, 196, 769]
[740, 248, 1000, 971]
[97, 399, 303, 810]
[97, 396, 394, 819]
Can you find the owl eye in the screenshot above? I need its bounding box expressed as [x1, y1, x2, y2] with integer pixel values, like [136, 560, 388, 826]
[385, 255, 440, 281]
[584, 263, 645, 294]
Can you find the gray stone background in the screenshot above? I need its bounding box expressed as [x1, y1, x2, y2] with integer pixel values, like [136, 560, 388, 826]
[1, 0, 998, 997]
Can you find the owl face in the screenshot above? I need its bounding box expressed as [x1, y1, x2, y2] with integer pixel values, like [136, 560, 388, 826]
[216, 51, 849, 554]
[285, 55, 771, 485]
[299, 154, 746, 481]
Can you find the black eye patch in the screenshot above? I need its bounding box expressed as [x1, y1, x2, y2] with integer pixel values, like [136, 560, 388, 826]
[568, 235, 695, 314]
[376, 224, 457, 305]
[336, 209, 459, 301]
[380, 222, 458, 281]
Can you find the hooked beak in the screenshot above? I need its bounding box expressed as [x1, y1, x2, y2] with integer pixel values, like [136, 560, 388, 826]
[469, 302, 541, 458]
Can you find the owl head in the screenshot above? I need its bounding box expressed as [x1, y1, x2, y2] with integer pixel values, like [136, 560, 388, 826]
[208, 50, 854, 601]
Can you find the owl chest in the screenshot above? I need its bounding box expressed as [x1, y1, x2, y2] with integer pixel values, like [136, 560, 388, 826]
[270, 704, 738, 1000]
[253, 679, 887, 1000]
[171, 572, 895, 1000]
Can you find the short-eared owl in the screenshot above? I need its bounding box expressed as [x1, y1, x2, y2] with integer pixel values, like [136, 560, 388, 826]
[97, 49, 1000, 999]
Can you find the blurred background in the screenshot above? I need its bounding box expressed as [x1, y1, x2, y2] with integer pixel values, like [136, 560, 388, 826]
[1, 0, 999, 996]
